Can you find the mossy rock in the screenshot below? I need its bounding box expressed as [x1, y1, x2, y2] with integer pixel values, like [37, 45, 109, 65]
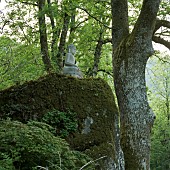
[0, 73, 119, 169]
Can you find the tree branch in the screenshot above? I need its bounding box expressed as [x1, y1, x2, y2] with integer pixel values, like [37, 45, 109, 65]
[78, 7, 111, 29]
[97, 69, 113, 77]
[56, 12, 70, 71]
[92, 31, 103, 77]
[133, 0, 161, 41]
[111, 0, 129, 49]
[154, 54, 170, 64]
[154, 19, 170, 33]
[152, 36, 170, 50]
[21, 1, 38, 6]
[74, 18, 88, 30]
[80, 156, 107, 170]
[38, 0, 53, 72]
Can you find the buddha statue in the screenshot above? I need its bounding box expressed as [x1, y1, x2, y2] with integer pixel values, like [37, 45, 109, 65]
[63, 44, 83, 78]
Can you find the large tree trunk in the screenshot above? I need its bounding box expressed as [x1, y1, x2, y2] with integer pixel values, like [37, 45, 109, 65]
[111, 0, 129, 169]
[113, 37, 155, 169]
[38, 0, 53, 72]
[111, 0, 161, 169]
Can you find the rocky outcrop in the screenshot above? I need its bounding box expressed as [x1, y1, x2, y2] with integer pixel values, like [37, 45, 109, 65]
[0, 73, 119, 169]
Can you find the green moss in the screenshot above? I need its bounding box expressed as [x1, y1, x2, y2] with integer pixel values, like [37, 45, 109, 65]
[0, 73, 119, 169]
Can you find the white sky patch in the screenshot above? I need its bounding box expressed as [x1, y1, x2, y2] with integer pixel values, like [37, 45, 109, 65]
[0, 0, 7, 11]
[153, 42, 169, 54]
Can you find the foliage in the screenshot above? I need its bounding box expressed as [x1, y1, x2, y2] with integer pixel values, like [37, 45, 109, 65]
[0, 0, 113, 79]
[42, 109, 78, 137]
[0, 119, 95, 170]
[146, 54, 170, 169]
[150, 116, 170, 170]
[0, 153, 14, 170]
[0, 36, 45, 90]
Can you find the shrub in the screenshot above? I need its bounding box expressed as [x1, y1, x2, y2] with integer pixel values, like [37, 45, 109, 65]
[42, 109, 78, 137]
[0, 119, 94, 170]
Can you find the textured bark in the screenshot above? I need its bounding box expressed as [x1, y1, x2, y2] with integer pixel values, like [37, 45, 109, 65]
[38, 0, 53, 72]
[113, 36, 155, 170]
[47, 0, 61, 63]
[56, 12, 70, 71]
[111, 0, 161, 169]
[92, 32, 103, 77]
[68, 13, 76, 44]
[111, 0, 129, 169]
[111, 0, 129, 51]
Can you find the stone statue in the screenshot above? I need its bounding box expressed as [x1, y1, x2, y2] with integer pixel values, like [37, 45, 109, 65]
[63, 44, 83, 78]
[64, 44, 76, 66]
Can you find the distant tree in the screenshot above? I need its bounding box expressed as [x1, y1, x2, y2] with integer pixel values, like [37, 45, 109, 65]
[38, 0, 53, 72]
[147, 55, 170, 169]
[0, 36, 44, 89]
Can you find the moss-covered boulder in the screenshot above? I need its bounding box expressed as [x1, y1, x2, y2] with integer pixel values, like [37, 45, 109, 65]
[0, 73, 119, 169]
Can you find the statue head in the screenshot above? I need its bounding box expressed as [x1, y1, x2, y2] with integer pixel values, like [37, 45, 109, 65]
[68, 44, 76, 55]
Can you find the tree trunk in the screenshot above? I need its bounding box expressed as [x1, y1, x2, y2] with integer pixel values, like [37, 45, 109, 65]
[165, 77, 170, 121]
[111, 0, 129, 169]
[111, 0, 161, 169]
[68, 13, 76, 44]
[38, 0, 53, 72]
[113, 37, 155, 169]
[56, 12, 70, 71]
[92, 31, 103, 77]
[47, 0, 61, 64]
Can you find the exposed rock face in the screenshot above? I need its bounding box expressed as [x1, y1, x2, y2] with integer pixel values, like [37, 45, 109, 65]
[0, 73, 119, 169]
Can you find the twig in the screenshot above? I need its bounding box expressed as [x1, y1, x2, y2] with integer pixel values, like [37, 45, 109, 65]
[58, 151, 62, 168]
[78, 7, 111, 29]
[21, 1, 38, 6]
[79, 156, 107, 170]
[36, 166, 48, 170]
[97, 69, 113, 77]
